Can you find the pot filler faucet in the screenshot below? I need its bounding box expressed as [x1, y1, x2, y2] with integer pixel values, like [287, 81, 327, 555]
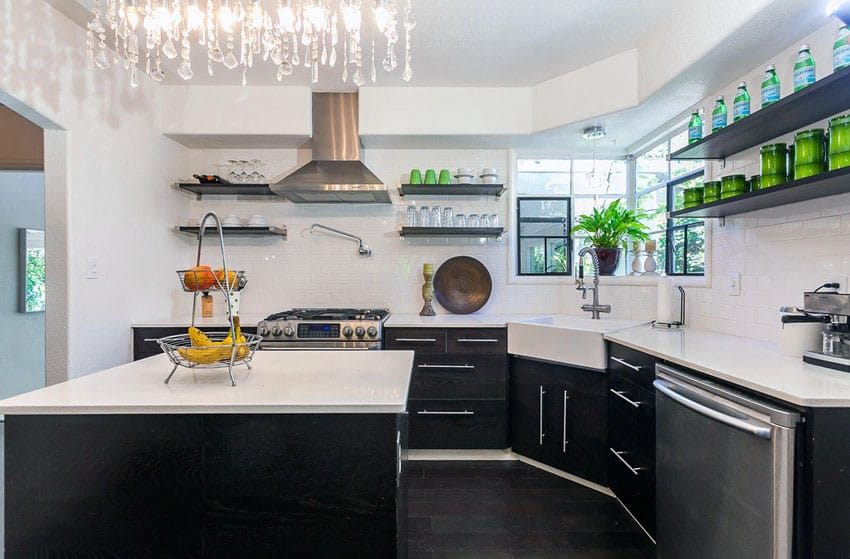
[575, 247, 611, 320]
[310, 223, 373, 256]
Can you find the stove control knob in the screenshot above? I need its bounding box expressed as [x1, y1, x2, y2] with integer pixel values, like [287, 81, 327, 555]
[342, 326, 354, 337]
[259, 326, 270, 337]
[283, 326, 295, 337]
[271, 326, 282, 337]
[355, 326, 366, 338]
[367, 326, 378, 338]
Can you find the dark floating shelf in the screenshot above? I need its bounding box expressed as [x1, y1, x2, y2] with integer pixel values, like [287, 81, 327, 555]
[670, 67, 850, 160]
[670, 166, 850, 219]
[399, 227, 505, 238]
[176, 182, 276, 198]
[177, 226, 287, 238]
[398, 184, 506, 198]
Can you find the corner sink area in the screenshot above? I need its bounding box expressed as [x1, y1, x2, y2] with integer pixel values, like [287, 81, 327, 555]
[508, 315, 645, 370]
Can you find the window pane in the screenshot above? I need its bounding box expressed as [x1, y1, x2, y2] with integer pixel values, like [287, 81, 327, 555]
[686, 224, 706, 274]
[670, 130, 704, 176]
[546, 238, 571, 274]
[636, 141, 669, 193]
[516, 159, 570, 195]
[651, 231, 668, 274]
[669, 228, 686, 274]
[637, 188, 667, 232]
[518, 198, 570, 219]
[519, 237, 546, 274]
[520, 220, 569, 237]
[572, 159, 627, 195]
[572, 197, 625, 221]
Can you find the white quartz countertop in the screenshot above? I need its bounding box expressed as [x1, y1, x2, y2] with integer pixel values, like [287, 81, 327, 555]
[605, 325, 850, 407]
[131, 314, 267, 328]
[0, 351, 413, 415]
[385, 313, 537, 328]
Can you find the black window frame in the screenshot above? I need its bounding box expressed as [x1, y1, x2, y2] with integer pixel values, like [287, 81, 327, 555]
[516, 196, 572, 277]
[664, 168, 705, 276]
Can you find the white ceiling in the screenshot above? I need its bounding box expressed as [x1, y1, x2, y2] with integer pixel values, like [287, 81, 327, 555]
[49, 0, 676, 88]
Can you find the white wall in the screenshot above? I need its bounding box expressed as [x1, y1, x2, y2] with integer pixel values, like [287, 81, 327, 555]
[0, 172, 45, 398]
[0, 1, 191, 378]
[685, 22, 849, 342]
[186, 147, 658, 321]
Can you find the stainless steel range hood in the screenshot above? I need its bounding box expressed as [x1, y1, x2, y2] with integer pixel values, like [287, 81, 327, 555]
[272, 92, 389, 203]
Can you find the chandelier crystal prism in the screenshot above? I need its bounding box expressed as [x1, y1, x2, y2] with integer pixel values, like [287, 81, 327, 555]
[86, 0, 415, 87]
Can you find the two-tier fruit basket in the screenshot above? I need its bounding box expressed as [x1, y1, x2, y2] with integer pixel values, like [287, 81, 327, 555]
[157, 211, 262, 386]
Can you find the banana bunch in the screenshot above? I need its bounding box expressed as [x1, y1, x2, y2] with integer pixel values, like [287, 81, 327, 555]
[177, 318, 249, 365]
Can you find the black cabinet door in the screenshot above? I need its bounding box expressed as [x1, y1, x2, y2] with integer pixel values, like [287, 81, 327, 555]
[511, 357, 607, 485]
[510, 357, 553, 464]
[551, 367, 608, 486]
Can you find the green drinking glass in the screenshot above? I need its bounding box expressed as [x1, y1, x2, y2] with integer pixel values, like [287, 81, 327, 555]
[438, 169, 452, 184]
[424, 169, 437, 184]
[409, 169, 422, 184]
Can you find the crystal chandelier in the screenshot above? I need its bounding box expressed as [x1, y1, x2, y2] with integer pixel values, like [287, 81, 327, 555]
[86, 0, 415, 87]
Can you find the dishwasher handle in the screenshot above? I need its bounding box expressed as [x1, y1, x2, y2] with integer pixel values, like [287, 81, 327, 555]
[654, 378, 773, 440]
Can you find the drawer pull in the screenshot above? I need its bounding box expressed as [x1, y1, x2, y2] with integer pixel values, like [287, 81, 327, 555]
[144, 338, 160, 342]
[610, 448, 644, 476]
[610, 389, 642, 408]
[417, 364, 475, 370]
[416, 410, 474, 415]
[539, 385, 545, 445]
[456, 338, 500, 343]
[611, 356, 642, 371]
[562, 390, 570, 452]
[395, 338, 437, 343]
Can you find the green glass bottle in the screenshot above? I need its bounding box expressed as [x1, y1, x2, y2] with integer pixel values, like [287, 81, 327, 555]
[711, 96, 727, 132]
[688, 110, 703, 144]
[834, 26, 850, 70]
[794, 44, 816, 92]
[733, 82, 751, 121]
[760, 65, 780, 108]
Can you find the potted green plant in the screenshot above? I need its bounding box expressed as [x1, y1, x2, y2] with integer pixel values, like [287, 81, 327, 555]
[571, 199, 650, 275]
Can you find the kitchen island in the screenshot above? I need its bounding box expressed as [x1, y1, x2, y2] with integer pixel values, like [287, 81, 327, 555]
[0, 350, 414, 557]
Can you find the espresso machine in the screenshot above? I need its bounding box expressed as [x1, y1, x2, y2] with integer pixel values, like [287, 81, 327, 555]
[801, 291, 850, 372]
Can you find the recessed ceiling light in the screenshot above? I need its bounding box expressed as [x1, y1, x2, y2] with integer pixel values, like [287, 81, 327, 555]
[582, 126, 606, 140]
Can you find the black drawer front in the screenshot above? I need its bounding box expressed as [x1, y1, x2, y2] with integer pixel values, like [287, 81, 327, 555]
[608, 343, 657, 393]
[384, 328, 447, 353]
[408, 399, 507, 449]
[608, 444, 656, 536]
[410, 354, 507, 400]
[446, 328, 507, 354]
[133, 326, 257, 361]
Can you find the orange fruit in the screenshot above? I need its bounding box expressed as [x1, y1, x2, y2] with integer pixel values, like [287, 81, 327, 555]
[215, 268, 239, 290]
[183, 266, 215, 290]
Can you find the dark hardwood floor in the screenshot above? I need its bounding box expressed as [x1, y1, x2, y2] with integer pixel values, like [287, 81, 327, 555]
[406, 460, 655, 559]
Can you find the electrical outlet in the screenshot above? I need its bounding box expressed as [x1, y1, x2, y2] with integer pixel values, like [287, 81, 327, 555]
[728, 271, 741, 296]
[86, 257, 99, 279]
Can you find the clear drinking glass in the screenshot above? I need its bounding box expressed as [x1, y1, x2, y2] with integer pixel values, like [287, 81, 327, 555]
[442, 207, 453, 227]
[454, 213, 466, 227]
[467, 213, 480, 227]
[227, 159, 240, 183]
[406, 206, 418, 227]
[479, 214, 490, 227]
[419, 206, 431, 227]
[431, 206, 442, 227]
[490, 213, 499, 227]
[249, 159, 263, 182]
[238, 160, 251, 183]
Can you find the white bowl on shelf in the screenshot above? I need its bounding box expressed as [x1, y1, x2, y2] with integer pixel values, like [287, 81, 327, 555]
[455, 176, 474, 184]
[481, 175, 500, 184]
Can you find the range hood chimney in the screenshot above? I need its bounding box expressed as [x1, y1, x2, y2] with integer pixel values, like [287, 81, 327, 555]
[272, 92, 389, 203]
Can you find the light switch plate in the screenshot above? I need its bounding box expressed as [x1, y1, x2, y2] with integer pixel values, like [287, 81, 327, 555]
[728, 271, 741, 296]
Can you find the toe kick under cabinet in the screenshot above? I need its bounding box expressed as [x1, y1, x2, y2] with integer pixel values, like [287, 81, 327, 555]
[384, 327, 508, 449]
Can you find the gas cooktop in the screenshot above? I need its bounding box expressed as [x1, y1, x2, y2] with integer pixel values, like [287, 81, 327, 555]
[258, 308, 390, 350]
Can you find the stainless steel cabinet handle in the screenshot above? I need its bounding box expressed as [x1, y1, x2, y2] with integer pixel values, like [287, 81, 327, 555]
[416, 410, 474, 415]
[654, 379, 772, 439]
[456, 338, 500, 343]
[395, 338, 437, 342]
[611, 356, 642, 371]
[144, 338, 160, 342]
[539, 385, 545, 445]
[562, 390, 570, 452]
[609, 448, 644, 476]
[610, 389, 642, 408]
[417, 364, 475, 370]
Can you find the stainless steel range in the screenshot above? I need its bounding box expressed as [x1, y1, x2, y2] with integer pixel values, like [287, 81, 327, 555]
[258, 308, 390, 350]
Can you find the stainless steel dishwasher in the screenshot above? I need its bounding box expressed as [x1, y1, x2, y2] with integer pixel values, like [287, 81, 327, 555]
[653, 364, 800, 559]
